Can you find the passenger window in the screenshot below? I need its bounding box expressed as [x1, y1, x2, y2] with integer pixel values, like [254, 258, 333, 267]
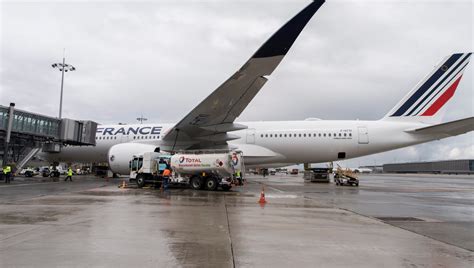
[339, 133, 341, 137]
[323, 133, 326, 137]
[261, 134, 263, 138]
[349, 133, 352, 137]
[328, 134, 331, 137]
[303, 134, 306, 137]
[298, 134, 301, 137]
[284, 134, 287, 137]
[344, 133, 347, 137]
[265, 134, 268, 138]
[279, 134, 282, 137]
[318, 133, 321, 137]
[270, 134, 273, 138]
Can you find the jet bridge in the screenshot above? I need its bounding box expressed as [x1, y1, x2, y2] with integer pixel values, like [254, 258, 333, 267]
[0, 103, 97, 169]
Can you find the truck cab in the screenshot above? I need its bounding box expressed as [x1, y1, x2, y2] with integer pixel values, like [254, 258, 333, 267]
[129, 152, 171, 188]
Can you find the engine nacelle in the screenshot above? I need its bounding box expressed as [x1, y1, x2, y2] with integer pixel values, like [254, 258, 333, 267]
[108, 143, 159, 175]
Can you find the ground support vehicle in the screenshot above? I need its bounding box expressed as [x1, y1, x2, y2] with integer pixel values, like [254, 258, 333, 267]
[130, 150, 244, 191]
[20, 168, 39, 177]
[334, 167, 359, 186]
[303, 168, 330, 183]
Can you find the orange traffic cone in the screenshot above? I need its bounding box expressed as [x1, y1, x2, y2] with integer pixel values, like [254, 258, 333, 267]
[258, 186, 267, 204]
[120, 180, 127, 189]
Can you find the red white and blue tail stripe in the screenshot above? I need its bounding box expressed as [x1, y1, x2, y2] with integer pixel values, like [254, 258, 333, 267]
[386, 53, 471, 120]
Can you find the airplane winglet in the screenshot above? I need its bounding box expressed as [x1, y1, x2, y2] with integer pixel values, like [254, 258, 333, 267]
[253, 0, 325, 58]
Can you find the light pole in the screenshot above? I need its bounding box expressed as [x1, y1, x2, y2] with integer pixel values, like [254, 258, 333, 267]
[52, 52, 76, 119]
[137, 115, 148, 124]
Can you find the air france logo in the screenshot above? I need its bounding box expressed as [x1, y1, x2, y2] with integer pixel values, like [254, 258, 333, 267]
[96, 126, 162, 136]
[179, 156, 185, 163]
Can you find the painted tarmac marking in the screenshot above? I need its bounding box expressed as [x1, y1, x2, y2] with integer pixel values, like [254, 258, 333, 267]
[267, 186, 285, 193]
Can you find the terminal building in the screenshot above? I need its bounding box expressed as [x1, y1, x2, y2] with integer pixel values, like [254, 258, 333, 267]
[383, 159, 474, 174]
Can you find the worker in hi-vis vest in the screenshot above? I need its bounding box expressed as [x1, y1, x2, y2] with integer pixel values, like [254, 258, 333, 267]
[3, 165, 12, 184]
[236, 170, 243, 186]
[65, 167, 73, 182]
[162, 166, 171, 190]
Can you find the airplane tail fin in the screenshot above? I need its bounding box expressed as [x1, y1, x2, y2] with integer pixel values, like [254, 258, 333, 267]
[382, 53, 472, 124]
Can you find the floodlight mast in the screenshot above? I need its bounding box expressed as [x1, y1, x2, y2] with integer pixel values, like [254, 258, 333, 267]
[52, 50, 76, 119]
[137, 115, 148, 124]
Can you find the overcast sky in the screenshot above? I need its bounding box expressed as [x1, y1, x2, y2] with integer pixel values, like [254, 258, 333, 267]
[1, 0, 472, 166]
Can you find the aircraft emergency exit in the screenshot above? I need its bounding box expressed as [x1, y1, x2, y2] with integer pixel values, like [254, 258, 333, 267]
[43, 1, 474, 174]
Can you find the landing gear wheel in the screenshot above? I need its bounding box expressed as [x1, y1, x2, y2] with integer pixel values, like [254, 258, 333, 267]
[136, 174, 145, 188]
[190, 176, 202, 190]
[221, 184, 232, 191]
[205, 177, 218, 191]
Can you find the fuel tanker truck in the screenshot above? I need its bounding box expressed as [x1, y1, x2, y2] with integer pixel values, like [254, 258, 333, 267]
[129, 150, 244, 191]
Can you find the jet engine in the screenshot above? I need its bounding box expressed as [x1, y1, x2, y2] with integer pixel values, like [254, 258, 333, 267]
[107, 143, 159, 175]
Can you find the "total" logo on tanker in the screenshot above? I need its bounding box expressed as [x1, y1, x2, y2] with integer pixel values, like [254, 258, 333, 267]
[179, 157, 202, 164]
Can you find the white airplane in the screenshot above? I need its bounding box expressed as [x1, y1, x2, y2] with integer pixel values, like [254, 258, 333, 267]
[43, 1, 474, 175]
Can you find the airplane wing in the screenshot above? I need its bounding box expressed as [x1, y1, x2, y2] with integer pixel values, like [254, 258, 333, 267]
[162, 1, 325, 150]
[406, 117, 474, 137]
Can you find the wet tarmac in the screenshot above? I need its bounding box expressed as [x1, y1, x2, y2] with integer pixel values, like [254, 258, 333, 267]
[0, 174, 472, 267]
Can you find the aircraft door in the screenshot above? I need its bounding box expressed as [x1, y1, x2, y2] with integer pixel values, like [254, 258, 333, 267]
[358, 127, 369, 144]
[246, 128, 256, 144]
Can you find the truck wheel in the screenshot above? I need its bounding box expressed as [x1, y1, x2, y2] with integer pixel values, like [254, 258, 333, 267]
[205, 177, 218, 191]
[190, 176, 202, 190]
[221, 184, 232, 191]
[136, 174, 145, 188]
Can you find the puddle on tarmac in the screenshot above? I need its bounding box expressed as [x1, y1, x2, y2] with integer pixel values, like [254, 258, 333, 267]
[0, 208, 80, 224]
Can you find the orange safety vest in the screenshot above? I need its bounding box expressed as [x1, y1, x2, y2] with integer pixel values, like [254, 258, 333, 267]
[162, 169, 171, 177]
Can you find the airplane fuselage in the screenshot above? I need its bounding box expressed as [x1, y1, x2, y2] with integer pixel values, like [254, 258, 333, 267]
[45, 119, 435, 168]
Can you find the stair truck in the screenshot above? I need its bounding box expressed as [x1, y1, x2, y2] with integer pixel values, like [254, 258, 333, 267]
[129, 150, 244, 191]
